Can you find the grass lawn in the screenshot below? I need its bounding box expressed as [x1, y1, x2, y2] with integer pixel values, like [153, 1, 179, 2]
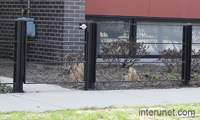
[0, 103, 200, 120]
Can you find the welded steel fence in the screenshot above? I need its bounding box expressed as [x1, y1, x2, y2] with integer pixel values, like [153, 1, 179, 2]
[90, 22, 200, 90]
[1, 20, 200, 92]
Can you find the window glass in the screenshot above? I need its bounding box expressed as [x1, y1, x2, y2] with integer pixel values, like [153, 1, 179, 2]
[88, 20, 130, 55]
[137, 22, 183, 55]
[192, 26, 200, 51]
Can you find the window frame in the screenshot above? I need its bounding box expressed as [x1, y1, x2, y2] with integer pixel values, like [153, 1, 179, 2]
[86, 16, 200, 58]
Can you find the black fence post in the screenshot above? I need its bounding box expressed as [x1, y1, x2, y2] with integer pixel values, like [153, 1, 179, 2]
[182, 25, 192, 86]
[13, 20, 27, 93]
[84, 23, 97, 90]
[181, 26, 186, 85]
[129, 19, 137, 56]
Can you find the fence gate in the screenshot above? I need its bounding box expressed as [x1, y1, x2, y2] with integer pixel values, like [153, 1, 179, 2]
[12, 20, 97, 92]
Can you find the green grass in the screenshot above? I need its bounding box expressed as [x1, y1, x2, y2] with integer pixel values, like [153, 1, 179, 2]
[0, 103, 200, 120]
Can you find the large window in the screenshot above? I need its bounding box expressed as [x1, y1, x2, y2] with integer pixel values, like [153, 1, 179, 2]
[87, 17, 200, 56]
[87, 19, 130, 55]
[137, 22, 183, 55]
[192, 26, 200, 50]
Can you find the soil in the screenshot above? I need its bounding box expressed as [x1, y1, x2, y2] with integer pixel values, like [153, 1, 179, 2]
[0, 63, 200, 90]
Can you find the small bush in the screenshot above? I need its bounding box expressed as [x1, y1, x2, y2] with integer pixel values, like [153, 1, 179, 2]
[62, 52, 84, 73]
[160, 48, 200, 73]
[197, 75, 200, 79]
[151, 75, 159, 80]
[159, 49, 182, 73]
[168, 72, 176, 79]
[0, 84, 12, 93]
[191, 49, 200, 72]
[124, 67, 138, 81]
[70, 63, 84, 82]
[144, 72, 150, 77]
[101, 41, 149, 68]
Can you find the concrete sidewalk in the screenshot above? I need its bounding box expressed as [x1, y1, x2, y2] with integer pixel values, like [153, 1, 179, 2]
[1, 77, 200, 113]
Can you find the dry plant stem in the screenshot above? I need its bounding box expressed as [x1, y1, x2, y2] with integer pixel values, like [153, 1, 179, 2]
[124, 67, 138, 81]
[160, 48, 200, 73]
[70, 63, 84, 82]
[61, 52, 85, 82]
[101, 41, 149, 68]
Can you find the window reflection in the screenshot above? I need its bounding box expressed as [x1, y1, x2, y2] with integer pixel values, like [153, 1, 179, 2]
[137, 22, 183, 55]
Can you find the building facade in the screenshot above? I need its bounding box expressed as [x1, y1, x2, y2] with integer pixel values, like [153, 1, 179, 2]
[0, 0, 85, 61]
[86, 0, 200, 55]
[1, 0, 200, 61]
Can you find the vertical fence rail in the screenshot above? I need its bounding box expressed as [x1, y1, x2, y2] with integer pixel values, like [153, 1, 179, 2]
[183, 25, 192, 86]
[13, 21, 27, 92]
[181, 26, 186, 85]
[182, 25, 192, 86]
[84, 23, 97, 90]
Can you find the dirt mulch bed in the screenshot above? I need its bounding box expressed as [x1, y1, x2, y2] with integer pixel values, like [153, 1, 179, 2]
[0, 64, 200, 90]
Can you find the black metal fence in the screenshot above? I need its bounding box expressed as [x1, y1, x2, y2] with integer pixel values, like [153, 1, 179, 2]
[0, 20, 92, 92]
[92, 22, 200, 90]
[1, 20, 200, 92]
[0, 19, 15, 87]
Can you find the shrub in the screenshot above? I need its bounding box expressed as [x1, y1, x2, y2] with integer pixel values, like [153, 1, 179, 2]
[159, 49, 182, 73]
[191, 49, 200, 72]
[197, 75, 200, 79]
[101, 40, 149, 68]
[62, 52, 84, 73]
[0, 78, 12, 93]
[144, 72, 150, 77]
[124, 67, 138, 81]
[61, 52, 85, 82]
[0, 84, 12, 93]
[151, 75, 159, 80]
[70, 63, 84, 82]
[168, 72, 176, 79]
[160, 48, 200, 73]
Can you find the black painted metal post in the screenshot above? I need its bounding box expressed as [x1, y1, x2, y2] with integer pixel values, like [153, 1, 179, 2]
[129, 19, 137, 56]
[182, 25, 192, 86]
[129, 19, 137, 42]
[181, 26, 186, 85]
[13, 21, 27, 92]
[84, 24, 88, 90]
[21, 22, 27, 84]
[84, 23, 97, 90]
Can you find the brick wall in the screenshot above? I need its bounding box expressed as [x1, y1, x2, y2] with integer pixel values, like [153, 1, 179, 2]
[0, 0, 86, 62]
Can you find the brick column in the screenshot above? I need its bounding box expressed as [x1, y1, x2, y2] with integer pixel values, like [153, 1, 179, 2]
[63, 0, 86, 57]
